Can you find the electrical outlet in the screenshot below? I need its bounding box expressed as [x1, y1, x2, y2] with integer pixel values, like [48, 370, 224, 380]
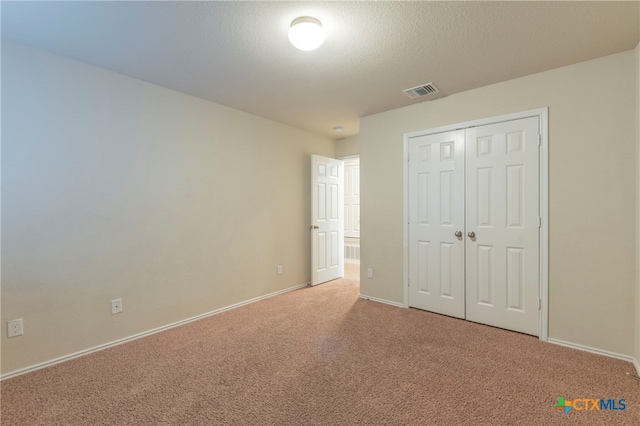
[7, 319, 23, 338]
[111, 299, 122, 315]
[367, 268, 373, 279]
[277, 265, 283, 275]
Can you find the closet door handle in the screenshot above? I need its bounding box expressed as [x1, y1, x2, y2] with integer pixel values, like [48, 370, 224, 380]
[467, 231, 476, 239]
[454, 231, 462, 238]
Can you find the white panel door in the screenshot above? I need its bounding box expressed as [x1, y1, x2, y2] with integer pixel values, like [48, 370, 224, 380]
[465, 117, 540, 335]
[408, 130, 465, 319]
[311, 155, 344, 285]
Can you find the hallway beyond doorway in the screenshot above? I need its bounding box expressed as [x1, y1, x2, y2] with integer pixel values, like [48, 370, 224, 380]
[345, 263, 360, 281]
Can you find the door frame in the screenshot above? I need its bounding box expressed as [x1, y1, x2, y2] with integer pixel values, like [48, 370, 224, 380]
[402, 108, 549, 341]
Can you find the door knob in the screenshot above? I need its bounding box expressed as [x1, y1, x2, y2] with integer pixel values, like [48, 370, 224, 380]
[468, 231, 476, 238]
[310, 225, 319, 230]
[455, 231, 462, 238]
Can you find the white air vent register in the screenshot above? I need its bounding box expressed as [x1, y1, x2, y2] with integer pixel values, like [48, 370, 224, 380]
[402, 82, 439, 99]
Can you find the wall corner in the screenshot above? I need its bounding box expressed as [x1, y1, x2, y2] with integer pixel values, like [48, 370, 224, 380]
[635, 40, 640, 375]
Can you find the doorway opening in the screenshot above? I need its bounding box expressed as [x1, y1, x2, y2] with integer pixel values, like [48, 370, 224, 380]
[343, 156, 360, 282]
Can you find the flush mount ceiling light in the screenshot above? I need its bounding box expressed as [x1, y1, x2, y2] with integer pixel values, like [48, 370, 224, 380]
[288, 17, 325, 51]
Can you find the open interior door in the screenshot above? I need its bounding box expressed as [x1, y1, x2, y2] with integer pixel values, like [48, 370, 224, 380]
[311, 155, 344, 285]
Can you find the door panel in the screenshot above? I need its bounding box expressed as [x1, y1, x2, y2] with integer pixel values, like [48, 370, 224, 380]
[465, 117, 539, 335]
[311, 155, 344, 285]
[408, 131, 465, 319]
[439, 242, 454, 298]
[476, 245, 493, 306]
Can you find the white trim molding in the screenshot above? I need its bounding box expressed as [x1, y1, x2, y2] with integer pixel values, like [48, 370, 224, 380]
[359, 294, 405, 308]
[634, 357, 640, 377]
[1, 282, 310, 381]
[548, 338, 636, 364]
[403, 108, 549, 341]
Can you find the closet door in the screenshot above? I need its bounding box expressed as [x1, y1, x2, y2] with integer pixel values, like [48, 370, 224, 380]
[408, 130, 465, 319]
[465, 117, 540, 335]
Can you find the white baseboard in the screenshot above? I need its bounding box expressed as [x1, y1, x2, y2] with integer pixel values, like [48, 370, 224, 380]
[634, 357, 640, 377]
[547, 338, 635, 363]
[1, 282, 310, 381]
[359, 294, 405, 308]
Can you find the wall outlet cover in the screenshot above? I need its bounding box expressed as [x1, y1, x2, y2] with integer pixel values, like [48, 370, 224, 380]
[111, 299, 123, 315]
[7, 319, 24, 338]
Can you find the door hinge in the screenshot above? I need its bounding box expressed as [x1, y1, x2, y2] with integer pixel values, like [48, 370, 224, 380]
[538, 298, 542, 310]
[538, 217, 542, 228]
[538, 134, 541, 146]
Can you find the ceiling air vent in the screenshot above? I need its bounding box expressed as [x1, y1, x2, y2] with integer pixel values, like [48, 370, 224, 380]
[403, 82, 439, 99]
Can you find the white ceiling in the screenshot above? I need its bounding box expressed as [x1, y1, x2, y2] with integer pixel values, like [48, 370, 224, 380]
[2, 1, 639, 139]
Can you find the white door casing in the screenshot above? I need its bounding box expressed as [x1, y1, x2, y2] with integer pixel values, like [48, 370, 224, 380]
[465, 117, 540, 335]
[408, 130, 466, 319]
[311, 155, 344, 285]
[406, 111, 546, 338]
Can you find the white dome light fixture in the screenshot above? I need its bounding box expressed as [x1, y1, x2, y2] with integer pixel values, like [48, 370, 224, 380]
[288, 17, 325, 51]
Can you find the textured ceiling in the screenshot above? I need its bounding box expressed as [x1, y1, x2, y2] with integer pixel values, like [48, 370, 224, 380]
[2, 1, 639, 139]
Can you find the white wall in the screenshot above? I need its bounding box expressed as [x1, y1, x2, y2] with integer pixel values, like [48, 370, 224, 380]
[336, 135, 359, 158]
[360, 50, 637, 357]
[1, 42, 335, 375]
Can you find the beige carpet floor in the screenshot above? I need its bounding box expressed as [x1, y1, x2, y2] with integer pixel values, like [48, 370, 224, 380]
[1, 271, 639, 425]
